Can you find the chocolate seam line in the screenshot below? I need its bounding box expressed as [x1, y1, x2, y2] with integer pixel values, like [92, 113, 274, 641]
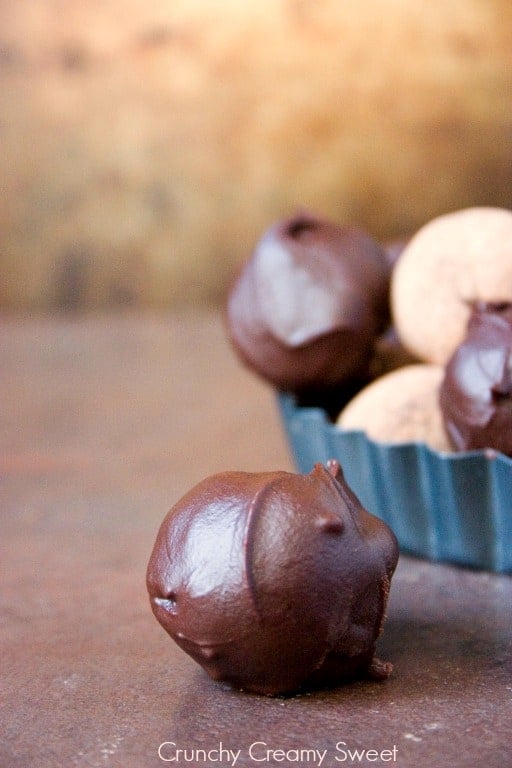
[242, 480, 276, 620]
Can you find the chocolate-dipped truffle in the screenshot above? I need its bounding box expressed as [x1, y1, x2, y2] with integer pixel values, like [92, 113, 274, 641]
[146, 461, 398, 696]
[226, 213, 390, 394]
[440, 302, 512, 455]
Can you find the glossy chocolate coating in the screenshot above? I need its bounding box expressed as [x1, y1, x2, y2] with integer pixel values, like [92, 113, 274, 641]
[440, 302, 512, 455]
[226, 213, 390, 393]
[146, 461, 398, 696]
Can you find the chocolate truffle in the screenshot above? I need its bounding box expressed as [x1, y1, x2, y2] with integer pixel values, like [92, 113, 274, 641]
[146, 460, 398, 696]
[440, 302, 512, 455]
[226, 213, 390, 393]
[391, 207, 512, 365]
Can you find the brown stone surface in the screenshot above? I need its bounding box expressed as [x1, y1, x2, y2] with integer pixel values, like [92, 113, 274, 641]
[1, 311, 511, 767]
[1, 1, 512, 309]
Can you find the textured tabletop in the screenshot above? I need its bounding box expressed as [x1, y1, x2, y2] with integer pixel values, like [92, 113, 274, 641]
[2, 311, 511, 768]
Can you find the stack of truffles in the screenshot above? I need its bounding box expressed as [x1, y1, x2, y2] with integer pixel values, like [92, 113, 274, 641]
[226, 206, 512, 458]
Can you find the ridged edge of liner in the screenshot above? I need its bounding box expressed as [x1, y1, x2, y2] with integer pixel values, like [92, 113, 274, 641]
[277, 393, 512, 573]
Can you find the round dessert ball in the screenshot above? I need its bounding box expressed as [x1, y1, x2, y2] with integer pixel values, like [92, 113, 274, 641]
[440, 302, 512, 455]
[391, 207, 512, 365]
[146, 460, 398, 696]
[226, 212, 390, 393]
[338, 364, 451, 451]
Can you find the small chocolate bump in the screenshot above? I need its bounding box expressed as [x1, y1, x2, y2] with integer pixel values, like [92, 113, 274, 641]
[315, 514, 344, 534]
[286, 216, 316, 239]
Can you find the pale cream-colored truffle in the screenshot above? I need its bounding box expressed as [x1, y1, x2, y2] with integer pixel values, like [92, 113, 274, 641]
[337, 364, 451, 451]
[391, 207, 512, 364]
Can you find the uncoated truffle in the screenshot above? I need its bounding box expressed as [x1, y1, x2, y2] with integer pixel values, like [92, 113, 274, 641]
[146, 460, 398, 695]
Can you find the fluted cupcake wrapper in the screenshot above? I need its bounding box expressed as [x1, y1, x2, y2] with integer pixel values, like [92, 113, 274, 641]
[278, 393, 512, 573]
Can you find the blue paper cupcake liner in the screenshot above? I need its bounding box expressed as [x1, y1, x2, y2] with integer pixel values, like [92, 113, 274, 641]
[278, 393, 512, 573]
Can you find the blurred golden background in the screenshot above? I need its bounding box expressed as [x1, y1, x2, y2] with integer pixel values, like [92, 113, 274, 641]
[1, 0, 511, 311]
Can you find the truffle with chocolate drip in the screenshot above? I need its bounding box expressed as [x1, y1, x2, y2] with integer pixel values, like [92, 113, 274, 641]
[440, 302, 512, 455]
[146, 460, 398, 696]
[225, 212, 390, 394]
